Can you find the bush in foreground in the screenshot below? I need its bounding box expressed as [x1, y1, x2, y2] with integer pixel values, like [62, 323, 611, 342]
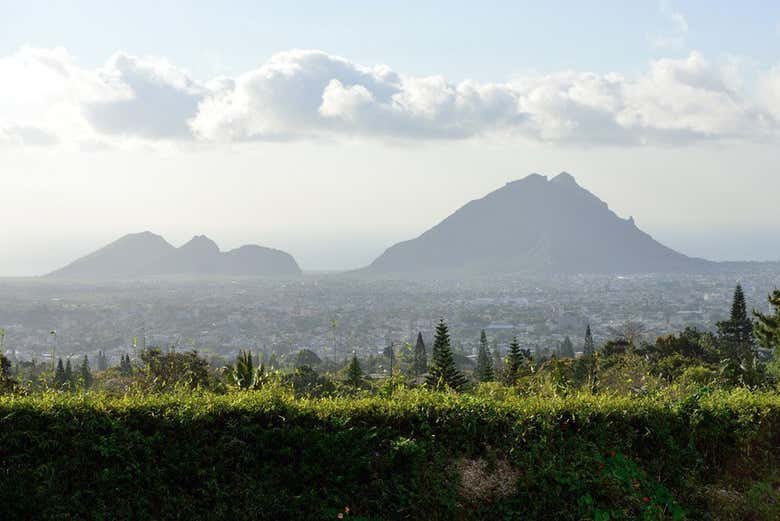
[0, 387, 778, 520]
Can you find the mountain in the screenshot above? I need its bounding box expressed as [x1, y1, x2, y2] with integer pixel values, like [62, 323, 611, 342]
[47, 231, 176, 279]
[365, 173, 713, 275]
[138, 235, 222, 276]
[221, 245, 306, 277]
[47, 233, 301, 279]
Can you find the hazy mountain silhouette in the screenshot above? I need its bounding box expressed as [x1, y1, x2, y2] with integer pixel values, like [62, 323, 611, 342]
[47, 231, 176, 279]
[47, 232, 301, 279]
[365, 172, 713, 275]
[138, 235, 222, 276]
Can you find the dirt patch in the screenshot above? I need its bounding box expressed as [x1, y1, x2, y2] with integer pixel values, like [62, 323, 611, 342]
[456, 457, 519, 503]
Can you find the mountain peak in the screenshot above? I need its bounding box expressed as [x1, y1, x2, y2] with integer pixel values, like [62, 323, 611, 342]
[366, 173, 712, 275]
[550, 171, 579, 187]
[180, 235, 220, 254]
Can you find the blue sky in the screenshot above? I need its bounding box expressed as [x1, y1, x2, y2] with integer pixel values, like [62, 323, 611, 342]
[2, 1, 780, 274]
[3, 1, 779, 80]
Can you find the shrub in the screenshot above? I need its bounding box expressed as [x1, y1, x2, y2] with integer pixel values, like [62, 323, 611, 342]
[0, 388, 777, 520]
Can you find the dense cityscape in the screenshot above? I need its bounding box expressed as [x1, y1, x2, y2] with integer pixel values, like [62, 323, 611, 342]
[2, 269, 778, 369]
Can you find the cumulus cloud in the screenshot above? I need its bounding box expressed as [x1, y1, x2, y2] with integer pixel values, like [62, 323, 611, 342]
[1, 46, 779, 147]
[760, 65, 780, 121]
[83, 53, 205, 138]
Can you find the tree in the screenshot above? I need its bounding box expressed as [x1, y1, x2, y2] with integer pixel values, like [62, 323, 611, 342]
[119, 354, 133, 377]
[0, 353, 10, 380]
[225, 350, 267, 390]
[0, 352, 17, 394]
[583, 324, 595, 356]
[718, 285, 755, 361]
[53, 358, 66, 389]
[718, 284, 759, 385]
[505, 337, 526, 383]
[650, 328, 718, 363]
[492, 339, 504, 378]
[267, 352, 280, 370]
[383, 344, 396, 374]
[412, 332, 428, 377]
[97, 350, 108, 372]
[294, 349, 322, 369]
[754, 289, 780, 350]
[559, 336, 575, 358]
[607, 320, 647, 347]
[475, 330, 494, 382]
[139, 348, 214, 391]
[426, 319, 467, 391]
[79, 355, 92, 389]
[64, 358, 74, 390]
[344, 353, 363, 388]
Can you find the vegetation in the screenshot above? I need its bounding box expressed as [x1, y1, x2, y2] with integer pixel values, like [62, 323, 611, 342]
[426, 319, 467, 391]
[0, 387, 778, 520]
[475, 329, 494, 382]
[0, 283, 778, 519]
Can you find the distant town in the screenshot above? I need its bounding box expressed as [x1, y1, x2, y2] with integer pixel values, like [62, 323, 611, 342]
[2, 268, 777, 369]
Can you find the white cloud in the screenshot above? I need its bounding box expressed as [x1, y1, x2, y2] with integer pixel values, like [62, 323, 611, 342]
[0, 46, 778, 147]
[759, 65, 780, 121]
[82, 53, 205, 138]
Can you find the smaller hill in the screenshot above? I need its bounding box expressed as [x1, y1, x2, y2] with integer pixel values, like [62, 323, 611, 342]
[46, 233, 301, 279]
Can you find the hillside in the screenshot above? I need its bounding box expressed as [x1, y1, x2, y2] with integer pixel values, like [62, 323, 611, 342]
[46, 231, 176, 279]
[47, 233, 301, 279]
[366, 173, 713, 275]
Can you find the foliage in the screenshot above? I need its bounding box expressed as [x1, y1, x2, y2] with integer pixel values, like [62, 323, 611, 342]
[0, 388, 778, 520]
[224, 350, 268, 390]
[413, 332, 428, 377]
[0, 352, 18, 394]
[137, 348, 216, 392]
[426, 319, 467, 391]
[505, 337, 530, 384]
[295, 349, 323, 368]
[754, 289, 780, 379]
[286, 365, 336, 397]
[475, 330, 494, 382]
[79, 355, 93, 389]
[344, 353, 364, 388]
[754, 289, 780, 349]
[717, 284, 760, 385]
[584, 324, 595, 356]
[558, 336, 575, 358]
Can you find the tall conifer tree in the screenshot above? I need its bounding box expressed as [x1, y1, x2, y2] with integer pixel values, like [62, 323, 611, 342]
[413, 332, 428, 377]
[64, 358, 74, 389]
[559, 336, 575, 358]
[506, 337, 525, 383]
[345, 353, 363, 388]
[583, 324, 595, 356]
[718, 284, 755, 362]
[53, 358, 66, 389]
[80, 355, 93, 389]
[426, 319, 467, 390]
[475, 330, 494, 382]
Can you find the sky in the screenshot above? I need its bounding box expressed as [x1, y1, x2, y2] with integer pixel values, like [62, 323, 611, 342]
[2, 0, 780, 275]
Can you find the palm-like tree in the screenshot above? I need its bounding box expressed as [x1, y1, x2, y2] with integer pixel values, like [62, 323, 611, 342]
[225, 350, 267, 390]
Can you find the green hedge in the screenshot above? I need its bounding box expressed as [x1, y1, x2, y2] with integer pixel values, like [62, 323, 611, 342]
[0, 388, 778, 520]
